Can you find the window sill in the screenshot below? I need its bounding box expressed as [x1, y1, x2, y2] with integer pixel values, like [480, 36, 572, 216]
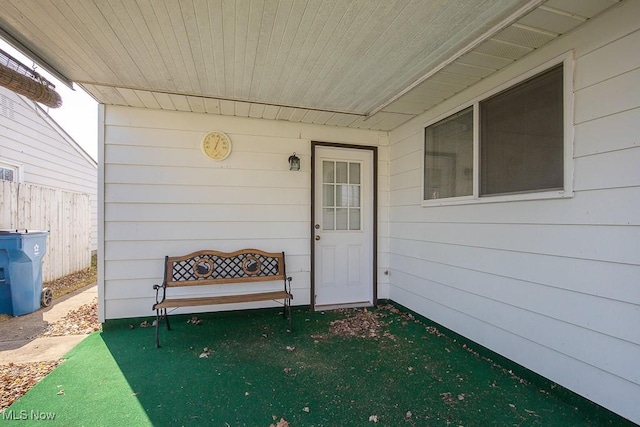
[421, 189, 574, 207]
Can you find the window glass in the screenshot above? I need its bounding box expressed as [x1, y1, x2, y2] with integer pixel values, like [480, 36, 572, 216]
[349, 208, 361, 230]
[480, 65, 563, 195]
[349, 163, 361, 184]
[424, 107, 473, 200]
[335, 162, 348, 183]
[322, 160, 362, 230]
[335, 185, 349, 207]
[423, 63, 565, 202]
[323, 208, 335, 231]
[336, 208, 348, 230]
[323, 161, 334, 183]
[0, 167, 15, 182]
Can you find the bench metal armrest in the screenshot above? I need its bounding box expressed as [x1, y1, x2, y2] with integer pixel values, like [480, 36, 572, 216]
[153, 283, 167, 307]
[285, 276, 293, 296]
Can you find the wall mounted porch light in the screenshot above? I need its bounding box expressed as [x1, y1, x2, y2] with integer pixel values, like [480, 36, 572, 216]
[288, 152, 300, 171]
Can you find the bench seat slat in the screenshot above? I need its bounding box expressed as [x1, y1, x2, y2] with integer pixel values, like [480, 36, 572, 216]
[154, 290, 293, 309]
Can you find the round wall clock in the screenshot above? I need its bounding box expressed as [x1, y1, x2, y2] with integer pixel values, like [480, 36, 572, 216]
[201, 131, 232, 161]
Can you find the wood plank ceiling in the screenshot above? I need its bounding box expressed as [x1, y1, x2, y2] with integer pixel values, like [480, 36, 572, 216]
[0, 0, 621, 131]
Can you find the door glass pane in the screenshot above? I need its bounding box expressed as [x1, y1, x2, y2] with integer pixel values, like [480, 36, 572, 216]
[323, 208, 335, 230]
[336, 208, 348, 230]
[349, 163, 361, 184]
[349, 208, 361, 230]
[335, 185, 349, 207]
[349, 185, 360, 207]
[336, 162, 348, 183]
[323, 184, 334, 206]
[323, 161, 334, 183]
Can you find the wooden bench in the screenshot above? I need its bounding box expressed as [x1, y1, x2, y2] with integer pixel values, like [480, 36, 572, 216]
[152, 249, 293, 347]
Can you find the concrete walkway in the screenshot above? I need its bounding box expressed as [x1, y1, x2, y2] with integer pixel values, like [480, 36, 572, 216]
[0, 283, 97, 363]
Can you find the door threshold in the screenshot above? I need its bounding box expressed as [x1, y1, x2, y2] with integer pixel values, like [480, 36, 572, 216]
[314, 301, 373, 311]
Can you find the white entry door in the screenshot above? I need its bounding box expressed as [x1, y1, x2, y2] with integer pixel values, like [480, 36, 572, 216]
[313, 145, 374, 309]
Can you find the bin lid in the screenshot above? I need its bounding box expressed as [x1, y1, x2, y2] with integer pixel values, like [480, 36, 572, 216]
[0, 229, 49, 236]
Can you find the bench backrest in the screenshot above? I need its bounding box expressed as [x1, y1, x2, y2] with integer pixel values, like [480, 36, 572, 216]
[163, 249, 286, 287]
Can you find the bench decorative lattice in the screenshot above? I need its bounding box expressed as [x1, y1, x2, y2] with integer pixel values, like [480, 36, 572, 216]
[153, 249, 293, 347]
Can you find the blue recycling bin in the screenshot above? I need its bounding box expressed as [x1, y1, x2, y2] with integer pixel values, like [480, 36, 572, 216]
[0, 230, 49, 316]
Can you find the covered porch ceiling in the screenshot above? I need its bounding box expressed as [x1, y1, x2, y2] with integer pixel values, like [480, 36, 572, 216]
[0, 0, 621, 131]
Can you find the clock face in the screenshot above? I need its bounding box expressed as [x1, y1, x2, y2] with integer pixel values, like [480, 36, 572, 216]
[201, 131, 232, 161]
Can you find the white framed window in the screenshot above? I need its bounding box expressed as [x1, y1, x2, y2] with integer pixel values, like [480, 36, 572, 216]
[0, 160, 22, 183]
[423, 54, 573, 206]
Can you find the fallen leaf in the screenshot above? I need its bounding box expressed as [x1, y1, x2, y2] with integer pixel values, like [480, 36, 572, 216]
[405, 411, 412, 419]
[56, 390, 64, 395]
[369, 415, 379, 423]
[286, 346, 296, 352]
[283, 367, 292, 373]
[187, 316, 202, 325]
[302, 406, 310, 413]
[457, 394, 465, 401]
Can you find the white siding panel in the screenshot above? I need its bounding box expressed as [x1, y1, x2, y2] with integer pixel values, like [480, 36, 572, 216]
[390, 238, 640, 305]
[104, 183, 309, 205]
[391, 187, 640, 226]
[574, 147, 640, 191]
[104, 239, 311, 263]
[387, 3, 640, 423]
[105, 203, 309, 223]
[102, 105, 386, 324]
[391, 222, 640, 265]
[574, 68, 640, 124]
[574, 107, 640, 157]
[105, 221, 307, 242]
[574, 28, 640, 90]
[390, 253, 639, 345]
[105, 164, 307, 188]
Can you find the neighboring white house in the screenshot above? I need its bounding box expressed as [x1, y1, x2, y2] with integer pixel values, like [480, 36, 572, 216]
[0, 0, 637, 423]
[0, 84, 97, 279]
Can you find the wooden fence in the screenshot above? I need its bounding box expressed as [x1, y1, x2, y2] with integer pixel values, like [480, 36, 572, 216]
[0, 180, 91, 281]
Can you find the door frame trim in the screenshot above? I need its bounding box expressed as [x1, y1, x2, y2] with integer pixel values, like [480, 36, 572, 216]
[310, 141, 378, 311]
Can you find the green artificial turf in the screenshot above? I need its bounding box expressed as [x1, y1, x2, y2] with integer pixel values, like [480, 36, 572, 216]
[2, 304, 634, 426]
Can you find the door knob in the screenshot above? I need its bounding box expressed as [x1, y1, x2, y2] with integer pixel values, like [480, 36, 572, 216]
[315, 235, 321, 241]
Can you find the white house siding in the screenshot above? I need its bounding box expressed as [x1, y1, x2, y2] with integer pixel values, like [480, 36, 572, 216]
[0, 88, 98, 252]
[388, 2, 640, 424]
[100, 106, 390, 321]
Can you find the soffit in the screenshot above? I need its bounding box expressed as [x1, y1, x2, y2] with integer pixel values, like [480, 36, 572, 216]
[0, 0, 621, 131]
